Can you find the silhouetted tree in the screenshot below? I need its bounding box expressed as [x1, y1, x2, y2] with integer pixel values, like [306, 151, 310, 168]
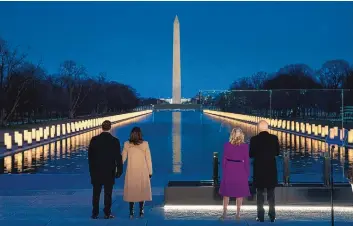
[343, 67, 353, 89]
[140, 98, 167, 105]
[248, 71, 268, 89]
[208, 59, 352, 121]
[58, 60, 89, 119]
[264, 64, 320, 89]
[343, 68, 353, 106]
[318, 60, 350, 89]
[0, 38, 44, 125]
[0, 37, 141, 127]
[230, 77, 252, 90]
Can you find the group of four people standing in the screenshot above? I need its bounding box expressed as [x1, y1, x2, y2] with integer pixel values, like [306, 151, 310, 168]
[88, 119, 279, 223]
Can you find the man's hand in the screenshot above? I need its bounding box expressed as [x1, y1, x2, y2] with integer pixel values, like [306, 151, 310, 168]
[115, 172, 122, 178]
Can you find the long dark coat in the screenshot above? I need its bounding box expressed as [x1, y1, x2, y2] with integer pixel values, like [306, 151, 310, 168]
[88, 132, 123, 185]
[249, 131, 280, 189]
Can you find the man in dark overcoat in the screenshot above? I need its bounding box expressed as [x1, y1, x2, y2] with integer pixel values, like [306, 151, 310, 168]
[250, 120, 279, 222]
[88, 120, 123, 219]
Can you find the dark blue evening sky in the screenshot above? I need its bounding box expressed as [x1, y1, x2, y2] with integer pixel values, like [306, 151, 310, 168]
[0, 1, 353, 98]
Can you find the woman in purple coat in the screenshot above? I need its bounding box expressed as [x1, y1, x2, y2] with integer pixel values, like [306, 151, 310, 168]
[219, 128, 250, 220]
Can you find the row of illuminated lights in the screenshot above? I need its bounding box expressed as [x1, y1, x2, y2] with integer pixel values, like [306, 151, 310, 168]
[209, 114, 353, 171]
[2, 127, 110, 173]
[3, 110, 152, 150]
[204, 110, 353, 144]
[209, 114, 352, 155]
[2, 135, 92, 173]
[2, 116, 149, 173]
[164, 205, 353, 212]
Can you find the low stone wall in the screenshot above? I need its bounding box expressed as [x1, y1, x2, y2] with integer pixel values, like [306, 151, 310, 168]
[165, 182, 353, 206]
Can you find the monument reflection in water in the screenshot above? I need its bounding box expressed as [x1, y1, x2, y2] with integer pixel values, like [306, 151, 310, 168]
[172, 112, 182, 173]
[0, 115, 148, 174]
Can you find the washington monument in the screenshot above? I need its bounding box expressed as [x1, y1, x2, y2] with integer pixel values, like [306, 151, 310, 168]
[172, 15, 181, 104]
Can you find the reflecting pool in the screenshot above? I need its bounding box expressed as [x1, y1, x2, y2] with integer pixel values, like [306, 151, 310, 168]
[1, 111, 352, 185]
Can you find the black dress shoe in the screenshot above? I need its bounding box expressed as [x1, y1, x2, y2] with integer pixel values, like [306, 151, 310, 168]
[104, 214, 115, 219]
[129, 202, 134, 219]
[270, 218, 276, 222]
[91, 215, 98, 219]
[139, 201, 145, 218]
[256, 217, 264, 222]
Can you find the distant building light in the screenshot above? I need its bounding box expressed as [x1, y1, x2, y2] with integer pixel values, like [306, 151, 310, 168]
[159, 98, 191, 104]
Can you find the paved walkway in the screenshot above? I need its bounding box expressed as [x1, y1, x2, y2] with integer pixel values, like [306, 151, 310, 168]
[1, 188, 353, 226]
[1, 174, 353, 226]
[1, 191, 353, 226]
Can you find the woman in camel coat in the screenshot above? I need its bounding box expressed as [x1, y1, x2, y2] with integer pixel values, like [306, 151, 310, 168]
[122, 127, 152, 219]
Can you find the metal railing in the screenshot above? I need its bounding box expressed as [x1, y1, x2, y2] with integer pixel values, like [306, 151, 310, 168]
[213, 152, 219, 186]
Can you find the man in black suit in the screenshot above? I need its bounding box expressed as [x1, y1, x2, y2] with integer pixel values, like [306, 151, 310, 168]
[250, 120, 280, 223]
[88, 120, 123, 219]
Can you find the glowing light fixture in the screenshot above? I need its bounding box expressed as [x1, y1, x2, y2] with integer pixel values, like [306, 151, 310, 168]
[163, 205, 353, 212]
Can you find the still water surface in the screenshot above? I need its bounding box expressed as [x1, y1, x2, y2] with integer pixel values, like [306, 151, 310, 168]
[0, 111, 352, 184]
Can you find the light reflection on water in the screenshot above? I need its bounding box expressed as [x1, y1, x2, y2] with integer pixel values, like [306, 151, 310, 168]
[0, 115, 150, 174]
[1, 112, 352, 184]
[206, 114, 353, 183]
[172, 112, 182, 173]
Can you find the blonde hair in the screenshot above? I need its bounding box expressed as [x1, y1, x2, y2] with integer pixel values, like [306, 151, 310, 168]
[229, 128, 245, 145]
